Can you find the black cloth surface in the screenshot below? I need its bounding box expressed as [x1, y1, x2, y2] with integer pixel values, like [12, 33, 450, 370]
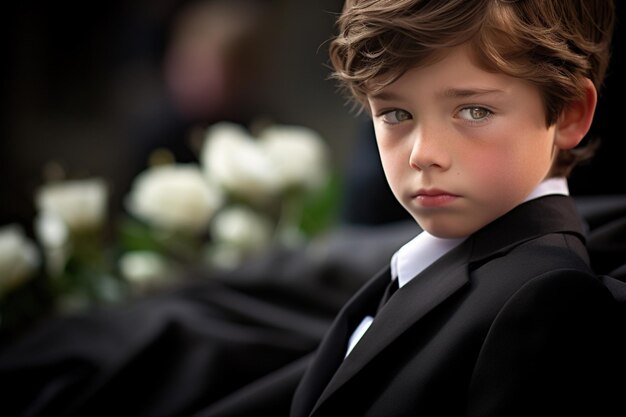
[1, 197, 625, 417]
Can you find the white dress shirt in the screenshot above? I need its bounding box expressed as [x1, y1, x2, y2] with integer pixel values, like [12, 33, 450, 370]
[345, 178, 570, 357]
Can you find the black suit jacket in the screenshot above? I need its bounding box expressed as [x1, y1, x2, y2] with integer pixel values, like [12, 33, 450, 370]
[291, 195, 623, 417]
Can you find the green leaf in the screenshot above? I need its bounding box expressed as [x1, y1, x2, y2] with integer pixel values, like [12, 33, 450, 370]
[298, 172, 342, 237]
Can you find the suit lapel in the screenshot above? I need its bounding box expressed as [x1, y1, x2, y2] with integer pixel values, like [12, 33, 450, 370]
[312, 239, 472, 412]
[291, 267, 391, 417]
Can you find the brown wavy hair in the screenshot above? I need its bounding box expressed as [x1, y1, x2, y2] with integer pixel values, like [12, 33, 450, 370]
[329, 0, 615, 176]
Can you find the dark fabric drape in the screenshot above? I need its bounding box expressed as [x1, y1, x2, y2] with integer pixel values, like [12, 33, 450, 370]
[1, 197, 625, 417]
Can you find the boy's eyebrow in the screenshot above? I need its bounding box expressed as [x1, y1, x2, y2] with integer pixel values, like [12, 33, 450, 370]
[369, 88, 506, 102]
[440, 88, 505, 98]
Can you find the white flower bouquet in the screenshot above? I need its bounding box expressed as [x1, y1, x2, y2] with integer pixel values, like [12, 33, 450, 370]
[0, 121, 337, 337]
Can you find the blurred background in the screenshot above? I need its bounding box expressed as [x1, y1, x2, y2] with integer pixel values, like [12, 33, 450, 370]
[1, 0, 625, 232]
[1, 0, 356, 230]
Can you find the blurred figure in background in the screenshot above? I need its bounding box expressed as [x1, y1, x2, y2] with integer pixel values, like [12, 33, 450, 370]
[131, 0, 279, 168]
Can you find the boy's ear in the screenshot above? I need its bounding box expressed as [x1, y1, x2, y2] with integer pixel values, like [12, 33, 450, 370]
[554, 78, 597, 150]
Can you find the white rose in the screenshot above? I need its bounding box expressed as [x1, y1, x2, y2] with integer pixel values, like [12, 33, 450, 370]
[126, 164, 223, 234]
[0, 224, 40, 295]
[210, 205, 273, 251]
[201, 122, 282, 201]
[118, 251, 169, 291]
[35, 178, 108, 232]
[259, 124, 329, 191]
[35, 211, 69, 249]
[34, 212, 70, 277]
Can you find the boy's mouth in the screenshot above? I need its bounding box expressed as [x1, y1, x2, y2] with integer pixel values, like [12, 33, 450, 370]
[413, 189, 460, 208]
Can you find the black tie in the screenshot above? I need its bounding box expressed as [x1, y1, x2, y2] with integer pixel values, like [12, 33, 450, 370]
[377, 278, 399, 313]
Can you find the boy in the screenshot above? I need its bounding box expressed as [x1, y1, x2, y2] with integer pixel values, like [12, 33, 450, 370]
[291, 0, 622, 416]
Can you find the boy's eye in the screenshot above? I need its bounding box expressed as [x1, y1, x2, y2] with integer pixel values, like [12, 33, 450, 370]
[380, 109, 412, 124]
[456, 106, 493, 122]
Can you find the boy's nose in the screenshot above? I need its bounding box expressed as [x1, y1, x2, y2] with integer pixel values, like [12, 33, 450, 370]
[408, 126, 449, 171]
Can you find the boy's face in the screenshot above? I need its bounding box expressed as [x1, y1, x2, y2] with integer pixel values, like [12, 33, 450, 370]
[368, 45, 557, 238]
